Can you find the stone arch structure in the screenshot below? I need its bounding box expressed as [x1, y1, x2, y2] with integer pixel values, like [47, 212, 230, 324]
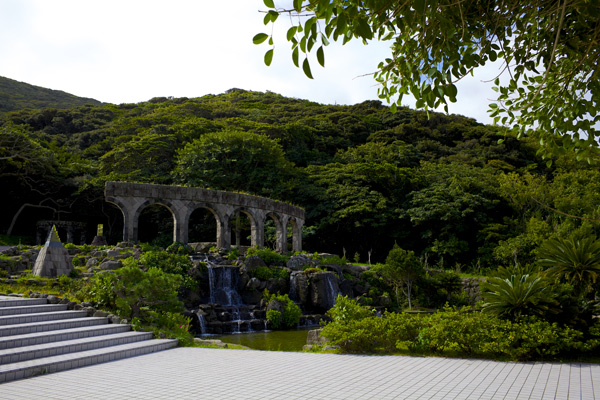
[104, 181, 305, 252]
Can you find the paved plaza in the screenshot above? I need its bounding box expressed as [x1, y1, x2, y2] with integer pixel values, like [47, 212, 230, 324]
[1, 347, 598, 399]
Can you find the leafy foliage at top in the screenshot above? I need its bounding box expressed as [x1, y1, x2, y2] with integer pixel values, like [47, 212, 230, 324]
[256, 0, 600, 161]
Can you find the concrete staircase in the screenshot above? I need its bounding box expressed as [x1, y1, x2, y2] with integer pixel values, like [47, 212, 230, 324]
[0, 296, 178, 383]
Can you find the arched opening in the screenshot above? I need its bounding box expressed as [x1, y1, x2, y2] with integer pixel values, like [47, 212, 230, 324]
[188, 207, 218, 243]
[264, 212, 283, 251]
[264, 218, 277, 249]
[286, 222, 294, 252]
[138, 203, 174, 246]
[101, 202, 124, 245]
[230, 210, 252, 247]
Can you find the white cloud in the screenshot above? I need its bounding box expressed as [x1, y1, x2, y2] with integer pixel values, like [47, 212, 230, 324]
[0, 0, 498, 125]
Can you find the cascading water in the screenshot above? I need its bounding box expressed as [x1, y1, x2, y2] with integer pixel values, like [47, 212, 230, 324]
[207, 266, 243, 306]
[289, 271, 301, 302]
[323, 273, 340, 310]
[196, 312, 208, 335]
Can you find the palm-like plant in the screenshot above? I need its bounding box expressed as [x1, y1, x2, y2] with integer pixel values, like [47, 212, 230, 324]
[537, 236, 600, 298]
[480, 269, 556, 320]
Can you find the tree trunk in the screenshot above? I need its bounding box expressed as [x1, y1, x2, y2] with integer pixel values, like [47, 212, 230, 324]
[6, 202, 57, 235]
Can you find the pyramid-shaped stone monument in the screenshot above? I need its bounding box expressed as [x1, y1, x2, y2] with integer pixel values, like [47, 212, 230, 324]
[32, 225, 74, 277]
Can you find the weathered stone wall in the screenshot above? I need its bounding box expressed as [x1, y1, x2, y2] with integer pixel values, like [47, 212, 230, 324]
[104, 181, 305, 251]
[105, 182, 304, 219]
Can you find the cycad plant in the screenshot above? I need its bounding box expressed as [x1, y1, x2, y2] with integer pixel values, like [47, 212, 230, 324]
[537, 236, 600, 298]
[480, 265, 556, 320]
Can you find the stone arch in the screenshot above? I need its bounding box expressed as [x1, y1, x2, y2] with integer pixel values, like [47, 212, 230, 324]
[135, 200, 177, 243]
[285, 217, 304, 253]
[105, 182, 304, 250]
[264, 212, 285, 252]
[185, 203, 223, 245]
[229, 207, 260, 248]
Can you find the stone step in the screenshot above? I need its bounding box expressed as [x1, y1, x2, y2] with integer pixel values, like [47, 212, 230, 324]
[0, 310, 88, 326]
[0, 323, 131, 350]
[0, 317, 108, 337]
[0, 331, 152, 365]
[0, 304, 68, 316]
[0, 338, 178, 383]
[0, 298, 48, 308]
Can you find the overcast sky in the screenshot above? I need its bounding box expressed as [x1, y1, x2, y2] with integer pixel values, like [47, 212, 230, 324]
[0, 0, 503, 125]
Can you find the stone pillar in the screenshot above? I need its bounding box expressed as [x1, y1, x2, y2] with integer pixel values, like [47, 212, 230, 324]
[66, 225, 74, 244]
[278, 216, 289, 254]
[252, 211, 264, 248]
[171, 200, 188, 244]
[218, 215, 231, 249]
[292, 218, 304, 253]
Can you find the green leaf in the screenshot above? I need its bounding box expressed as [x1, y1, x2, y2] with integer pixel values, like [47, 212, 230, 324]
[414, 0, 426, 14]
[263, 0, 275, 8]
[253, 33, 269, 45]
[303, 58, 314, 79]
[293, 0, 302, 12]
[292, 47, 299, 67]
[267, 10, 279, 23]
[264, 49, 274, 66]
[317, 46, 325, 67]
[286, 26, 298, 41]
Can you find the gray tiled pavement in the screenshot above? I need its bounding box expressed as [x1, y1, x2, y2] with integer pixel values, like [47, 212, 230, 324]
[0, 347, 598, 399]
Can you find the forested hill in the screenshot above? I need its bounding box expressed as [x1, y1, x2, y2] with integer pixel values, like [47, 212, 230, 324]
[2, 88, 598, 268]
[0, 76, 103, 113]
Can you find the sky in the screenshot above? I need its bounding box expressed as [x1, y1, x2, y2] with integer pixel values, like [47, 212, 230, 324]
[0, 0, 503, 125]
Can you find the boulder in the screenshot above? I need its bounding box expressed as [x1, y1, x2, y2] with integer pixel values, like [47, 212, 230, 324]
[241, 256, 266, 273]
[286, 254, 314, 271]
[306, 328, 328, 345]
[99, 260, 122, 270]
[86, 257, 100, 268]
[308, 272, 340, 313]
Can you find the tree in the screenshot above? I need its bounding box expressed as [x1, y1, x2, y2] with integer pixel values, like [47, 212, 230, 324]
[379, 244, 423, 309]
[255, 0, 600, 161]
[172, 129, 295, 198]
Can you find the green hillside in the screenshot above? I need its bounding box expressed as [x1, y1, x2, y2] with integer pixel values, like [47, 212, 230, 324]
[0, 76, 103, 113]
[1, 88, 598, 269]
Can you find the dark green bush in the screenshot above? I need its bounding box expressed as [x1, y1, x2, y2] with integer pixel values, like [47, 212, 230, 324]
[265, 293, 302, 329]
[245, 246, 289, 265]
[137, 251, 196, 290]
[320, 297, 589, 360]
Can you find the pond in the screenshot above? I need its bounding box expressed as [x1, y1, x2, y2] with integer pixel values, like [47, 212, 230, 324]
[210, 328, 312, 352]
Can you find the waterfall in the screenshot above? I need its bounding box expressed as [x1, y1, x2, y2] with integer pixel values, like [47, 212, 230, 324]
[207, 266, 242, 306]
[289, 271, 300, 302]
[324, 273, 340, 310]
[196, 312, 208, 335]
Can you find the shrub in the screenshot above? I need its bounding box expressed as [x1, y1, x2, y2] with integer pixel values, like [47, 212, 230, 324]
[83, 266, 183, 319]
[319, 300, 589, 360]
[166, 241, 193, 255]
[265, 293, 302, 329]
[266, 310, 282, 328]
[245, 246, 289, 265]
[252, 266, 289, 281]
[480, 266, 558, 320]
[138, 251, 195, 290]
[320, 255, 347, 266]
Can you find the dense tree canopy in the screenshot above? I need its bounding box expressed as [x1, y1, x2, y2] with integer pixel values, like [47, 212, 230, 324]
[1, 88, 598, 266]
[255, 0, 600, 161]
